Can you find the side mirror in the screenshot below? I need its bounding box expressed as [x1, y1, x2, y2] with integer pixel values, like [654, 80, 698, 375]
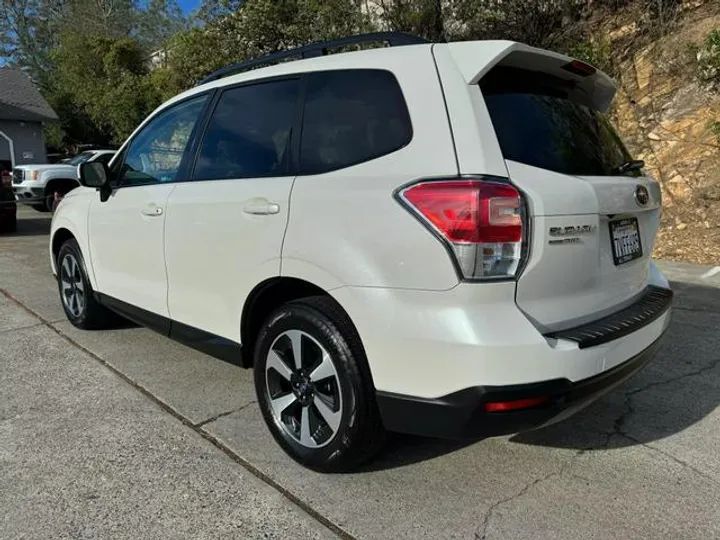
[78, 162, 108, 188]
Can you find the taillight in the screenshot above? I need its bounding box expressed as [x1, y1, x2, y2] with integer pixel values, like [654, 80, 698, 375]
[397, 178, 526, 280]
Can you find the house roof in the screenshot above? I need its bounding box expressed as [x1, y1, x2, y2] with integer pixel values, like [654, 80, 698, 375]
[0, 67, 58, 122]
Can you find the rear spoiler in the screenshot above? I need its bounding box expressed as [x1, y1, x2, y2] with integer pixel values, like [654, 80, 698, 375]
[445, 40, 617, 112]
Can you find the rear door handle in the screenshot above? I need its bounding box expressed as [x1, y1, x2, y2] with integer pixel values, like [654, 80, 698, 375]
[141, 204, 163, 217]
[243, 199, 280, 215]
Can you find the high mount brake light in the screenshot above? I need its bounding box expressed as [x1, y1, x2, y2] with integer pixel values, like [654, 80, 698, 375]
[562, 59, 597, 77]
[398, 179, 526, 280]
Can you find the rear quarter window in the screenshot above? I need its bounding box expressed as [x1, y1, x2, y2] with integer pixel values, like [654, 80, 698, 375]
[299, 69, 412, 175]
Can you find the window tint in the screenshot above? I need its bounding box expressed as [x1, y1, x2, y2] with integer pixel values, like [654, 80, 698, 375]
[300, 70, 412, 174]
[481, 67, 637, 177]
[194, 80, 299, 180]
[119, 95, 207, 187]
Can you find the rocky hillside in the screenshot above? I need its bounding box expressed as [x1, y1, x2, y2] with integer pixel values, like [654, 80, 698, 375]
[600, 2, 720, 264]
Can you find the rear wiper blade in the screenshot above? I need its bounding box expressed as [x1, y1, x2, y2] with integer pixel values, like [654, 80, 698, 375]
[612, 159, 645, 174]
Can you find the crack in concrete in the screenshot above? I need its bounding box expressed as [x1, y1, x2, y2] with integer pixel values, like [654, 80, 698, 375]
[619, 432, 720, 487]
[476, 356, 720, 538]
[599, 357, 720, 485]
[0, 288, 358, 540]
[627, 356, 720, 399]
[475, 450, 583, 539]
[194, 401, 257, 428]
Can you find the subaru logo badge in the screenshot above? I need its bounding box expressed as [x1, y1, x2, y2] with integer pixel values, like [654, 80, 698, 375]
[635, 185, 649, 207]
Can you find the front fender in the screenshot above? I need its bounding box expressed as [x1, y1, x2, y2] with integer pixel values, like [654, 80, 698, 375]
[42, 170, 80, 183]
[50, 191, 96, 288]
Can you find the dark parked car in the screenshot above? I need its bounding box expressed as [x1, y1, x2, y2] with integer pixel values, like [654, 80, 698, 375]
[1, 170, 17, 233]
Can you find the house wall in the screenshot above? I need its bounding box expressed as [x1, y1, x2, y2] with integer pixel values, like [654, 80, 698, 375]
[0, 119, 47, 167]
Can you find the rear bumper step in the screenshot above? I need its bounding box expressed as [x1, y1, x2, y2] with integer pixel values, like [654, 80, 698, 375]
[545, 285, 673, 349]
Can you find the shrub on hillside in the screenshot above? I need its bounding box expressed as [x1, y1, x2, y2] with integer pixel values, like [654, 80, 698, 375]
[697, 29, 720, 86]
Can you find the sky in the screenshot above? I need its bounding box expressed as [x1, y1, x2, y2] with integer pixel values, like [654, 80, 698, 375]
[177, 0, 202, 14]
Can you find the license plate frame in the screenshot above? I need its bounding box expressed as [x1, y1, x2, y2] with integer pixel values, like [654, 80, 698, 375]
[609, 218, 643, 266]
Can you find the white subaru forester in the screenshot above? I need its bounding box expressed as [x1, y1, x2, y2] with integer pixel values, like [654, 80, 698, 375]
[50, 33, 672, 472]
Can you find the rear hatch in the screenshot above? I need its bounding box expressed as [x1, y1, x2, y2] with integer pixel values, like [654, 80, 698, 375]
[478, 55, 662, 331]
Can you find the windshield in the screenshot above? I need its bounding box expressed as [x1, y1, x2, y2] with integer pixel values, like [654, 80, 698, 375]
[481, 67, 639, 177]
[67, 151, 95, 166]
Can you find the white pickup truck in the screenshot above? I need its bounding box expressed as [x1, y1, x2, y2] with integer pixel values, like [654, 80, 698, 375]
[12, 149, 115, 212]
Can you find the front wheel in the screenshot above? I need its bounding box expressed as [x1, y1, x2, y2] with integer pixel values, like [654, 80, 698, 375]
[254, 296, 385, 472]
[57, 239, 114, 329]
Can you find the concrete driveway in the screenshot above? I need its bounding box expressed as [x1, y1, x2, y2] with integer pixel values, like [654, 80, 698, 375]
[2, 207, 719, 539]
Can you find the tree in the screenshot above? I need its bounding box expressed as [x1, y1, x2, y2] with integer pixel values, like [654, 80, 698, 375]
[51, 32, 161, 143]
[0, 0, 63, 84]
[163, 0, 372, 92]
[377, 0, 445, 41]
[452, 0, 584, 50]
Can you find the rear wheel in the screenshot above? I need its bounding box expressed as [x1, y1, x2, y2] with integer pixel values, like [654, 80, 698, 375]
[57, 238, 113, 329]
[254, 296, 385, 472]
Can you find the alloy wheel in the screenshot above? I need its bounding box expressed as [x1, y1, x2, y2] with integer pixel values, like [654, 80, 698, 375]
[60, 253, 85, 318]
[265, 329, 343, 448]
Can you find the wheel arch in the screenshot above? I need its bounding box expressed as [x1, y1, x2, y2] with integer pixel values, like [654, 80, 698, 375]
[51, 227, 76, 265]
[50, 222, 98, 290]
[44, 177, 80, 195]
[240, 277, 367, 371]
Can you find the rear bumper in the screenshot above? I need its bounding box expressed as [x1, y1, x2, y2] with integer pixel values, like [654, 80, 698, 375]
[377, 331, 665, 439]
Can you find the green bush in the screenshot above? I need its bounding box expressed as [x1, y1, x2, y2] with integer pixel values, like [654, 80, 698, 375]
[709, 121, 720, 146]
[697, 29, 720, 85]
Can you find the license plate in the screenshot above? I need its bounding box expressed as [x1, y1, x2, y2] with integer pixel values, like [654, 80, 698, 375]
[610, 218, 643, 265]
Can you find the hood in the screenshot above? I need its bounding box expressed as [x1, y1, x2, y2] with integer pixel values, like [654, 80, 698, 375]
[15, 164, 75, 172]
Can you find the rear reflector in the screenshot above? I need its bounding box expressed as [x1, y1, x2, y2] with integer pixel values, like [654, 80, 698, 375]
[398, 179, 525, 280]
[484, 396, 549, 412]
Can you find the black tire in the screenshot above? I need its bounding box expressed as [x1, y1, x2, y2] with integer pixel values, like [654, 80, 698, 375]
[31, 203, 50, 213]
[43, 192, 55, 212]
[254, 296, 385, 472]
[56, 238, 113, 329]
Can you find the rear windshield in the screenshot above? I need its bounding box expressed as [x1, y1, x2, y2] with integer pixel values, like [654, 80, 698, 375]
[480, 67, 638, 177]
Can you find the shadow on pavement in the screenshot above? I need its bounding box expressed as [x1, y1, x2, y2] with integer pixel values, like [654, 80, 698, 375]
[513, 280, 720, 452]
[6, 216, 52, 237]
[365, 280, 720, 469]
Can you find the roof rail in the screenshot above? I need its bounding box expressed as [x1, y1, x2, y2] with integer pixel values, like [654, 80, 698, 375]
[196, 31, 429, 86]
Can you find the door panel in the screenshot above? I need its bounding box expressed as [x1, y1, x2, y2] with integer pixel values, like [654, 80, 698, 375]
[87, 94, 209, 317]
[88, 184, 174, 316]
[164, 78, 300, 341]
[165, 179, 293, 340]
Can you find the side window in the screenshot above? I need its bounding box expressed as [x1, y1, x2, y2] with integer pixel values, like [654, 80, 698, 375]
[193, 79, 299, 180]
[300, 70, 412, 175]
[119, 95, 208, 187]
